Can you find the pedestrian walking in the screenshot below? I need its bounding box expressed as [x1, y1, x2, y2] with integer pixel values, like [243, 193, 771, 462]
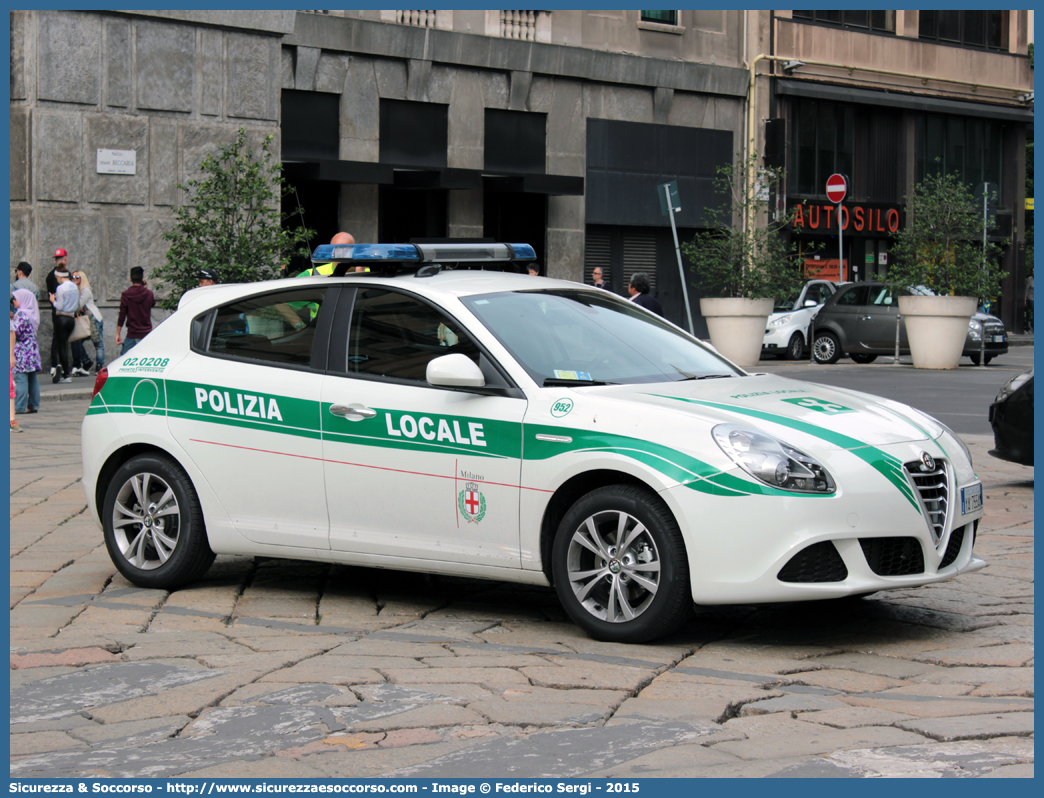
[12, 262, 38, 299]
[11, 288, 41, 416]
[70, 271, 105, 375]
[45, 248, 68, 378]
[10, 322, 21, 432]
[115, 266, 155, 356]
[591, 267, 609, 290]
[627, 272, 664, 316]
[197, 268, 220, 287]
[298, 232, 357, 276]
[48, 265, 77, 383]
[1025, 268, 1034, 333]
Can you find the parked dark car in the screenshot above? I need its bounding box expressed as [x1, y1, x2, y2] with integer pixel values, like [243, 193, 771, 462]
[812, 282, 1009, 365]
[989, 368, 1034, 465]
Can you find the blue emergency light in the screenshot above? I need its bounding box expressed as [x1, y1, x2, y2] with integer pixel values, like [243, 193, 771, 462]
[310, 242, 536, 264]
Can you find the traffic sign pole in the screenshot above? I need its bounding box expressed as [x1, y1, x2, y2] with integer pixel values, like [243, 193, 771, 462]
[826, 174, 847, 280]
[659, 181, 695, 336]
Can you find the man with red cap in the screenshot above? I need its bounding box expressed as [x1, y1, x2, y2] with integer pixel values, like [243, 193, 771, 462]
[45, 248, 69, 379]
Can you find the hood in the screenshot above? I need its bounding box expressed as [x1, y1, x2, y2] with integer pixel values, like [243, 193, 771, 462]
[588, 373, 940, 451]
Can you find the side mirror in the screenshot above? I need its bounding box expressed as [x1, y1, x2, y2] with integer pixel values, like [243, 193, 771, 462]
[803, 299, 818, 308]
[426, 353, 486, 388]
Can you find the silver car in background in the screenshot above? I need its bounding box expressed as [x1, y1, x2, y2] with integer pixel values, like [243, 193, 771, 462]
[812, 282, 1009, 365]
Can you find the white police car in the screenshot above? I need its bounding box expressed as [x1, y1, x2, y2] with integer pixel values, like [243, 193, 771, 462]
[82, 243, 986, 643]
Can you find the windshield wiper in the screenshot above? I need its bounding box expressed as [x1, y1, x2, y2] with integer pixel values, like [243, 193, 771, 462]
[675, 373, 734, 381]
[543, 378, 613, 387]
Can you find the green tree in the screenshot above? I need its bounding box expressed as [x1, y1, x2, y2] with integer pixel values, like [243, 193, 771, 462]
[680, 152, 809, 300]
[886, 169, 1007, 301]
[154, 129, 314, 310]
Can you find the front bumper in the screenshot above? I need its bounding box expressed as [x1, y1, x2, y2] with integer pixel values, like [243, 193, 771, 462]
[663, 442, 985, 604]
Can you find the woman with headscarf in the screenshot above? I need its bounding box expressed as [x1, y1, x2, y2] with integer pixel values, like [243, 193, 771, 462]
[11, 288, 42, 415]
[71, 270, 105, 375]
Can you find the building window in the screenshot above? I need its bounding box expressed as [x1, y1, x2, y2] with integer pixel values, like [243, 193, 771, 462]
[919, 11, 1007, 51]
[790, 100, 854, 198]
[641, 10, 678, 26]
[915, 115, 1004, 195]
[792, 10, 894, 34]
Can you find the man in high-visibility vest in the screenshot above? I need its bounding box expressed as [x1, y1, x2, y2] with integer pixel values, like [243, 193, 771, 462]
[296, 231, 361, 276]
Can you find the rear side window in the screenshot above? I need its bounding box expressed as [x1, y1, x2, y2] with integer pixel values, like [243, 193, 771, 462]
[869, 286, 895, 306]
[836, 286, 870, 306]
[347, 288, 480, 383]
[806, 283, 833, 305]
[206, 287, 326, 366]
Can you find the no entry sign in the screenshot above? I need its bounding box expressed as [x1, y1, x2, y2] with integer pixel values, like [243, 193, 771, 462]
[826, 173, 847, 204]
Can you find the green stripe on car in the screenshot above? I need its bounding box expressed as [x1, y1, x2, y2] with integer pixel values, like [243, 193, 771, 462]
[650, 394, 920, 510]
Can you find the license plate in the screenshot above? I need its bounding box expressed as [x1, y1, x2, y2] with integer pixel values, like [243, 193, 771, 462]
[992, 335, 1005, 343]
[961, 483, 983, 514]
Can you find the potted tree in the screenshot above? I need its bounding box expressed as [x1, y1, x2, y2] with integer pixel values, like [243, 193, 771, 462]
[681, 153, 808, 367]
[887, 170, 1007, 369]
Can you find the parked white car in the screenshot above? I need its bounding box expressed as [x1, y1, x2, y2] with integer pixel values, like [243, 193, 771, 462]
[81, 244, 985, 643]
[763, 280, 838, 360]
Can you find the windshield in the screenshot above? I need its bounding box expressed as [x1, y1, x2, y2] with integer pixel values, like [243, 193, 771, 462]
[462, 289, 741, 386]
[774, 294, 799, 313]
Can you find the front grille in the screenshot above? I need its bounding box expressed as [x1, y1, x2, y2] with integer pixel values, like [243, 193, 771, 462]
[983, 323, 1005, 337]
[939, 525, 965, 569]
[860, 537, 925, 576]
[778, 541, 848, 583]
[904, 458, 949, 542]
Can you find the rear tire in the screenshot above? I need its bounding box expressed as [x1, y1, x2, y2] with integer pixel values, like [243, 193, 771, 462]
[813, 332, 842, 364]
[850, 353, 878, 364]
[785, 332, 805, 360]
[552, 485, 692, 643]
[102, 453, 215, 589]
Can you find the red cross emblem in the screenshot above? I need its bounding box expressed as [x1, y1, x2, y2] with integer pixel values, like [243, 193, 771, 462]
[465, 491, 480, 514]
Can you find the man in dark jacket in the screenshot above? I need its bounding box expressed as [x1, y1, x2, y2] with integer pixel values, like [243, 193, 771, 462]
[115, 266, 156, 355]
[46, 248, 68, 377]
[627, 272, 663, 316]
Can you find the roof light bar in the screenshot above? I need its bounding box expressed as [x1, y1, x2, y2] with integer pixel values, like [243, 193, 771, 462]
[310, 242, 535, 264]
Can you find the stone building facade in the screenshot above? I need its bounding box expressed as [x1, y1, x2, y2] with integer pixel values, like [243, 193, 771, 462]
[10, 9, 750, 356]
[10, 10, 297, 364]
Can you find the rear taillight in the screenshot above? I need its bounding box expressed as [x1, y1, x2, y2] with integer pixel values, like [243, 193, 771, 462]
[92, 367, 108, 400]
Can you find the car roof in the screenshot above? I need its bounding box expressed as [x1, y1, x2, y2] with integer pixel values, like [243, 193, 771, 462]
[176, 269, 602, 311]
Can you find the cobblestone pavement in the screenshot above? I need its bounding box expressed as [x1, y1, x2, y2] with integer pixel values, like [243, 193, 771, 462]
[9, 397, 1033, 778]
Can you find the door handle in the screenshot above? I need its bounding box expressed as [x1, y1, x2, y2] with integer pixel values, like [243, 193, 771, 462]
[330, 403, 376, 421]
[860, 315, 873, 321]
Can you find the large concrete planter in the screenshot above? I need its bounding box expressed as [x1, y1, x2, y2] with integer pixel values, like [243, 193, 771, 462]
[699, 297, 774, 368]
[897, 295, 977, 370]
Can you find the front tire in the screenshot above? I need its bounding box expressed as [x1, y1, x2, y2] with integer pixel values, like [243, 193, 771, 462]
[969, 354, 994, 366]
[785, 332, 805, 360]
[551, 485, 691, 643]
[102, 453, 215, 589]
[813, 332, 842, 364]
[850, 353, 878, 364]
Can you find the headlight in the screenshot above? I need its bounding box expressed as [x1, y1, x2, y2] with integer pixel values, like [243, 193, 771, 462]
[995, 371, 1032, 403]
[713, 424, 836, 494]
[769, 314, 792, 328]
[968, 319, 982, 341]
